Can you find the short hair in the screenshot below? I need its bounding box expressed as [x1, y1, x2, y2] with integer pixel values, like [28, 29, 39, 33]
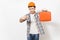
[28, 6, 36, 8]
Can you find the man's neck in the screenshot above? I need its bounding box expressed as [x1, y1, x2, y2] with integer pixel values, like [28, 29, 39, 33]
[30, 11, 36, 14]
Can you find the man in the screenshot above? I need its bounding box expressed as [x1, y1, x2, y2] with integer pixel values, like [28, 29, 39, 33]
[19, 2, 45, 40]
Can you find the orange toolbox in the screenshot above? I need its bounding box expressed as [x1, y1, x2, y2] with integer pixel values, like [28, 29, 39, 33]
[39, 10, 51, 22]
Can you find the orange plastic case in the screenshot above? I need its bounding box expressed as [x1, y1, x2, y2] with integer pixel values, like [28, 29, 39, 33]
[39, 10, 51, 22]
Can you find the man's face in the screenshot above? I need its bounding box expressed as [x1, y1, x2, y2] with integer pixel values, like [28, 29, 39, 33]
[28, 7, 36, 14]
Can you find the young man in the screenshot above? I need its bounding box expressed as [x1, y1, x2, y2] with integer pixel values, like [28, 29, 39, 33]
[19, 2, 45, 40]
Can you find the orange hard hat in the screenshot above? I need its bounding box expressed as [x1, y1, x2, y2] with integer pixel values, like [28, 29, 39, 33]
[28, 2, 35, 7]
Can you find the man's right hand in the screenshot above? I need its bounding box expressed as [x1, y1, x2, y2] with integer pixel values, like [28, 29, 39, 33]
[19, 15, 29, 23]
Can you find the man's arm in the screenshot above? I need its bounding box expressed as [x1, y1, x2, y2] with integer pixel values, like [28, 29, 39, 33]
[19, 15, 29, 23]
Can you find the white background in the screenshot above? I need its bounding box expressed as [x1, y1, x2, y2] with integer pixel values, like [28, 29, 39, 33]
[0, 0, 60, 40]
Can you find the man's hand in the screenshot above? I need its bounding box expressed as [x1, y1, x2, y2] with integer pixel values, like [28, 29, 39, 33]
[42, 10, 47, 12]
[19, 15, 29, 23]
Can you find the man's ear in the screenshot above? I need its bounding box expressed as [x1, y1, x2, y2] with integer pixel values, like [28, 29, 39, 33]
[34, 8, 36, 10]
